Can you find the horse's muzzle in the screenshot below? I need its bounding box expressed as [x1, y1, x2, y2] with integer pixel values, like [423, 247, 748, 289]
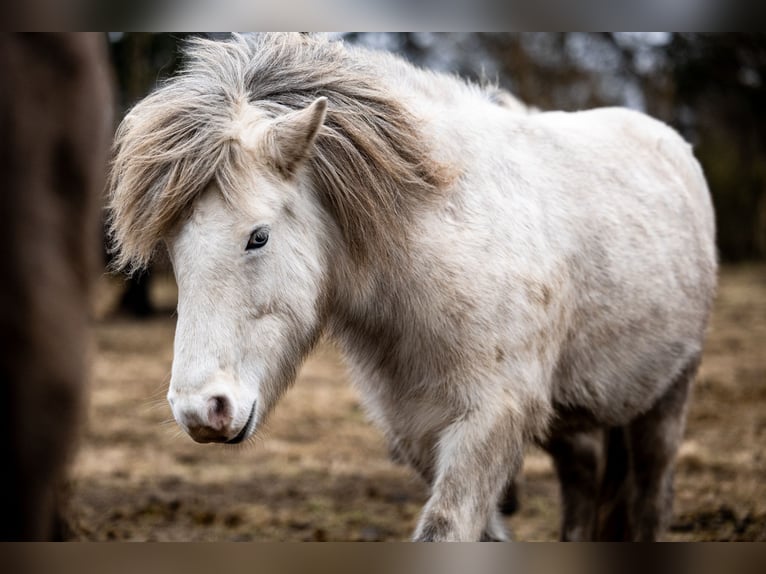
[226, 401, 256, 444]
[170, 391, 255, 444]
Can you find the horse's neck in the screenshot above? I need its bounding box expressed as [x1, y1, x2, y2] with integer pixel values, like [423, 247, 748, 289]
[320, 59, 512, 354]
[326, 244, 448, 366]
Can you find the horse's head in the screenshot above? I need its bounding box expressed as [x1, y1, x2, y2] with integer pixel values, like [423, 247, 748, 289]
[165, 97, 330, 443]
[110, 35, 445, 445]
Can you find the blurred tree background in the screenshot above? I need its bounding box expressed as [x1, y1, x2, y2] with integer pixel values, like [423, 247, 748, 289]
[108, 33, 766, 263]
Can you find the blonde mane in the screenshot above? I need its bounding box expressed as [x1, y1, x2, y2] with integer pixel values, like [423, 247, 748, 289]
[107, 33, 452, 271]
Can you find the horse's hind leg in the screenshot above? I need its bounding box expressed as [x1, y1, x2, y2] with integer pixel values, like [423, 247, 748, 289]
[595, 426, 633, 540]
[545, 429, 602, 541]
[626, 358, 697, 541]
[498, 477, 521, 516]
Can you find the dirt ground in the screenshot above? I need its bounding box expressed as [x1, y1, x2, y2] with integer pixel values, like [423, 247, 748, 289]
[67, 265, 766, 541]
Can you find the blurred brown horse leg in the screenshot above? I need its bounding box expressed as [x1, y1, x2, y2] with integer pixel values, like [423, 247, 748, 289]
[0, 33, 112, 540]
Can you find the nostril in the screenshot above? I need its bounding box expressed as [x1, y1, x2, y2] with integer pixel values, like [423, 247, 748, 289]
[207, 395, 232, 431]
[212, 395, 227, 416]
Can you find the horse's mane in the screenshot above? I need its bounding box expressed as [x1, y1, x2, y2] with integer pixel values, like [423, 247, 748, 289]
[107, 33, 453, 272]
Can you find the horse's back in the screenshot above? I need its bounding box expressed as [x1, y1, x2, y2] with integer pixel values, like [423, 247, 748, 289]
[510, 107, 717, 422]
[427, 104, 717, 423]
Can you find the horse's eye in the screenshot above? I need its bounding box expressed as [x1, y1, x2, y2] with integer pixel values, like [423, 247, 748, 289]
[246, 227, 269, 250]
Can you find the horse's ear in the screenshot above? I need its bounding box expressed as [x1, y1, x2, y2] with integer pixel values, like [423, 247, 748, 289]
[265, 97, 327, 177]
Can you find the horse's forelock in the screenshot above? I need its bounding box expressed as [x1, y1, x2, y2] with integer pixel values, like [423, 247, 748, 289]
[107, 33, 451, 272]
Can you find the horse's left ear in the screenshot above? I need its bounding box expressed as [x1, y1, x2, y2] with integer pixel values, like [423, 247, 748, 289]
[265, 97, 327, 177]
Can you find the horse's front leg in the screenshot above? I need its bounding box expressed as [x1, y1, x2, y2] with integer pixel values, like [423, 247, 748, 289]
[412, 406, 525, 542]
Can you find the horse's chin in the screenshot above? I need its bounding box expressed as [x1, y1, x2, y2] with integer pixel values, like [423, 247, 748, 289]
[225, 400, 257, 444]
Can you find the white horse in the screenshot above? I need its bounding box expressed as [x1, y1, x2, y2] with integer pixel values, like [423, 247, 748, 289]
[108, 33, 717, 541]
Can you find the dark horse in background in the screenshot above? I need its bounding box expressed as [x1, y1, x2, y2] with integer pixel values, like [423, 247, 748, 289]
[0, 33, 112, 540]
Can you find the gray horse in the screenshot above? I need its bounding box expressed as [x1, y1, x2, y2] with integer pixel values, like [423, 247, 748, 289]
[108, 33, 717, 541]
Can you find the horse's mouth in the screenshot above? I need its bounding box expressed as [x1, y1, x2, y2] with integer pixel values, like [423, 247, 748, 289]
[226, 401, 256, 444]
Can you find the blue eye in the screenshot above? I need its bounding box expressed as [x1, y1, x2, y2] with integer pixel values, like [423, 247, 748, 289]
[246, 227, 269, 250]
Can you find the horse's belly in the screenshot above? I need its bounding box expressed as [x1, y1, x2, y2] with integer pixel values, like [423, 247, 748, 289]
[550, 316, 702, 426]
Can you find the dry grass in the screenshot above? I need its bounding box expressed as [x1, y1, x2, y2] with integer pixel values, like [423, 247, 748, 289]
[68, 264, 766, 541]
